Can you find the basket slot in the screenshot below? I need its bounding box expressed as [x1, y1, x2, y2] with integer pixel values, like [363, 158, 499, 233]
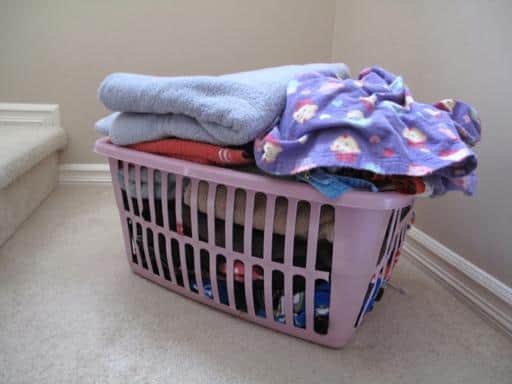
[253, 265, 265, 318]
[184, 244, 198, 293]
[112, 160, 128, 212]
[271, 197, 287, 263]
[400, 205, 412, 221]
[146, 228, 160, 275]
[225, 257, 236, 309]
[272, 270, 285, 324]
[178, 238, 190, 291]
[134, 165, 144, 220]
[251, 265, 266, 318]
[166, 236, 178, 283]
[251, 193, 265, 258]
[206, 182, 217, 246]
[174, 176, 184, 234]
[215, 254, 228, 306]
[262, 194, 276, 261]
[224, 186, 235, 252]
[384, 212, 409, 279]
[276, 199, 295, 269]
[376, 211, 395, 267]
[147, 169, 157, 223]
[387, 210, 400, 256]
[232, 259, 248, 312]
[153, 170, 164, 227]
[363, 268, 387, 318]
[263, 266, 273, 321]
[400, 219, 408, 244]
[243, 191, 256, 257]
[124, 217, 139, 264]
[285, 273, 295, 328]
[305, 276, 315, 332]
[156, 232, 170, 281]
[126, 218, 139, 265]
[382, 210, 401, 276]
[120, 189, 130, 212]
[316, 205, 333, 273]
[191, 244, 203, 295]
[194, 181, 209, 243]
[314, 279, 330, 334]
[123, 162, 135, 215]
[141, 226, 153, 272]
[207, 253, 219, 305]
[161, 172, 170, 230]
[354, 281, 374, 327]
[133, 223, 148, 269]
[244, 262, 256, 317]
[199, 249, 210, 298]
[380, 209, 400, 268]
[189, 179, 199, 240]
[386, 225, 405, 276]
[292, 275, 306, 329]
[214, 186, 225, 247]
[293, 201, 310, 268]
[183, 178, 192, 237]
[306, 203, 321, 272]
[233, 189, 246, 253]
[110, 159, 139, 267]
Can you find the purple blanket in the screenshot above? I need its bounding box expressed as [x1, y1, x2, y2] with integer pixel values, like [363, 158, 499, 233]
[254, 67, 481, 196]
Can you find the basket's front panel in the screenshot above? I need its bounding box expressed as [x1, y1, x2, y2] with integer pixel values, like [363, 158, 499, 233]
[351, 205, 414, 328]
[108, 158, 414, 347]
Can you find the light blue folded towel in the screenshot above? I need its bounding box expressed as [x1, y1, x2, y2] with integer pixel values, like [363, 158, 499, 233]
[96, 63, 350, 146]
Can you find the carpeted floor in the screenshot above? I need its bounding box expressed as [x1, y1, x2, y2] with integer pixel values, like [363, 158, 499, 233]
[0, 185, 511, 384]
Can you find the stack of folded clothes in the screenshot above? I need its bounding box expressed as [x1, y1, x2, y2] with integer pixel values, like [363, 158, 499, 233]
[96, 64, 481, 199]
[96, 63, 482, 330]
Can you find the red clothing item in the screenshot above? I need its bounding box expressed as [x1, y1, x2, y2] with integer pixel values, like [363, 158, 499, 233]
[127, 139, 253, 166]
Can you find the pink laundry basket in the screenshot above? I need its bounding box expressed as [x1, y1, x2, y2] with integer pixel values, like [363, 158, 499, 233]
[95, 137, 414, 348]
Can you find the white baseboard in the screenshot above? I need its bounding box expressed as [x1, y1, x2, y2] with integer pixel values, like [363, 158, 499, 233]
[0, 103, 60, 128]
[59, 163, 111, 184]
[403, 226, 512, 337]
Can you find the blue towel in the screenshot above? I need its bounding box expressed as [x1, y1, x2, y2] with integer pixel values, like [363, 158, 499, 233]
[96, 63, 350, 146]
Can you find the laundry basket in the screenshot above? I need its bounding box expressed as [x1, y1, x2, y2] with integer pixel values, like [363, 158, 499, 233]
[95, 137, 414, 348]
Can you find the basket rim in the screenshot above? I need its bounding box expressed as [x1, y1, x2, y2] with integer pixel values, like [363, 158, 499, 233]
[94, 137, 414, 210]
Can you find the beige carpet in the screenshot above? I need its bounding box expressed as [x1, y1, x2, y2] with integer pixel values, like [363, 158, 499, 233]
[0, 185, 511, 384]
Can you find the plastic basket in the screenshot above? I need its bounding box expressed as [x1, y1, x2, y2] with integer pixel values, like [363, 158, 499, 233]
[95, 137, 414, 348]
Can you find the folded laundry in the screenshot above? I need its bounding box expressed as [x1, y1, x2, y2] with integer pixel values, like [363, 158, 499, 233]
[255, 66, 481, 196]
[183, 181, 336, 242]
[126, 138, 254, 166]
[96, 63, 350, 146]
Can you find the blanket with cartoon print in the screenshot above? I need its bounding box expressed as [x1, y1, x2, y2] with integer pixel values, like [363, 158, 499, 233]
[254, 66, 481, 196]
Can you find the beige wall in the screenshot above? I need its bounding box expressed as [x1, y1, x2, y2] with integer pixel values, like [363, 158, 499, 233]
[2, 1, 510, 285]
[0, 0, 336, 163]
[332, 0, 512, 285]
